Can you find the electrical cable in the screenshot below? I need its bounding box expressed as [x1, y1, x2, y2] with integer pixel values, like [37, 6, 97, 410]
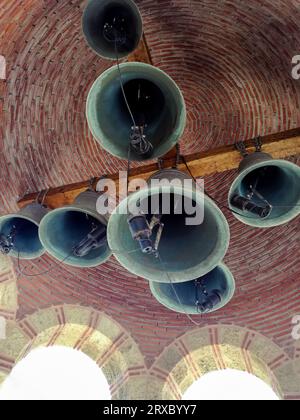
[156, 252, 204, 326]
[113, 38, 135, 193]
[112, 38, 152, 191]
[16, 250, 74, 278]
[16, 246, 142, 278]
[114, 40, 137, 130]
[15, 216, 108, 278]
[112, 37, 153, 157]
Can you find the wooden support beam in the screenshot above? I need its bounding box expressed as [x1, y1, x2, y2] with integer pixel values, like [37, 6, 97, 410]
[17, 129, 300, 209]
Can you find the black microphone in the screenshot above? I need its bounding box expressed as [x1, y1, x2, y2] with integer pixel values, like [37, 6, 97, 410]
[127, 214, 154, 254]
[195, 278, 222, 313]
[231, 194, 272, 218]
[197, 290, 222, 313]
[73, 225, 107, 258]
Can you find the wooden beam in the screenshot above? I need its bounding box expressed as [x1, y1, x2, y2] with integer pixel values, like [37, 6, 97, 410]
[127, 34, 153, 65]
[17, 129, 300, 209]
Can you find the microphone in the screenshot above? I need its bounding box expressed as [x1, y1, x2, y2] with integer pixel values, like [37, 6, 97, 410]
[127, 213, 164, 256]
[127, 214, 153, 254]
[73, 225, 107, 258]
[197, 290, 222, 313]
[195, 278, 222, 313]
[231, 194, 272, 218]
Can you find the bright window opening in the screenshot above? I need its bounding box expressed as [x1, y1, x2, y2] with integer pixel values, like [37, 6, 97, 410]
[183, 369, 279, 400]
[0, 346, 111, 400]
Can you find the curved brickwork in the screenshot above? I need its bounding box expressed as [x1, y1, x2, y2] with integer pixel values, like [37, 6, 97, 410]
[0, 255, 18, 321]
[149, 324, 300, 400]
[0, 305, 147, 399]
[0, 0, 299, 394]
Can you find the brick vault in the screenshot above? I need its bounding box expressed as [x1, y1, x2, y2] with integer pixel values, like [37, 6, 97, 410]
[0, 0, 299, 399]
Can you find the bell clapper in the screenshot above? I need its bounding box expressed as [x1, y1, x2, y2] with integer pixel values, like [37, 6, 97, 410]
[194, 278, 222, 314]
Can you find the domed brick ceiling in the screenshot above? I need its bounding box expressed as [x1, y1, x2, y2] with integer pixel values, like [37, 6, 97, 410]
[0, 0, 299, 366]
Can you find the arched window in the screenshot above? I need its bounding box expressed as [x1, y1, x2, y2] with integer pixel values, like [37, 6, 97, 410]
[183, 369, 279, 400]
[0, 346, 111, 400]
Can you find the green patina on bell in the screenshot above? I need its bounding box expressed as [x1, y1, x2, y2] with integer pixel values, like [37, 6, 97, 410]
[82, 0, 143, 60]
[0, 203, 48, 260]
[39, 191, 111, 268]
[229, 152, 300, 228]
[108, 169, 230, 283]
[86, 62, 186, 161]
[150, 263, 235, 314]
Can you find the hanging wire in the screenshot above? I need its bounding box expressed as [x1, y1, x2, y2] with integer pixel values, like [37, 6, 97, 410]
[113, 38, 151, 193]
[15, 250, 74, 278]
[40, 187, 50, 206]
[113, 36, 153, 158]
[113, 38, 134, 194]
[156, 252, 203, 326]
[15, 215, 109, 278]
[114, 40, 137, 129]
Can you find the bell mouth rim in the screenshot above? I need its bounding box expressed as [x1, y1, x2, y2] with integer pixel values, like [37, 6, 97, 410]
[108, 186, 230, 283]
[0, 214, 40, 227]
[0, 214, 46, 260]
[149, 262, 236, 314]
[39, 205, 107, 221]
[228, 158, 300, 228]
[82, 0, 144, 60]
[86, 62, 187, 162]
[38, 208, 112, 268]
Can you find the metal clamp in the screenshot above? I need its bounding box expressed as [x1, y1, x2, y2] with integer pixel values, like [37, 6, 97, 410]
[36, 187, 50, 206]
[235, 141, 248, 158]
[253, 136, 263, 152]
[87, 177, 97, 192]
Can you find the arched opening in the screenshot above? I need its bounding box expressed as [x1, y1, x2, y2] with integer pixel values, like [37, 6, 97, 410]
[182, 369, 279, 400]
[0, 346, 111, 400]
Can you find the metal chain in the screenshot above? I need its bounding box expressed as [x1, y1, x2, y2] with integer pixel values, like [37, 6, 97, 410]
[41, 187, 50, 206]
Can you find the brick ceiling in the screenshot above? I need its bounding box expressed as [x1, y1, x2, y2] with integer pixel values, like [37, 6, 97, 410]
[0, 0, 299, 366]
